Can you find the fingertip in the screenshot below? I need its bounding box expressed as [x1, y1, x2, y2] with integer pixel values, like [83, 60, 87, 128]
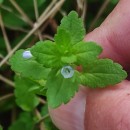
[49, 87, 87, 130]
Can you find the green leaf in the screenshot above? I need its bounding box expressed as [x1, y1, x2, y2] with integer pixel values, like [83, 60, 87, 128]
[61, 55, 77, 64]
[72, 41, 102, 65]
[46, 69, 79, 108]
[31, 41, 61, 67]
[1, 10, 27, 28]
[80, 59, 127, 88]
[8, 112, 36, 130]
[0, 125, 3, 130]
[15, 76, 40, 111]
[54, 29, 72, 55]
[111, 0, 118, 4]
[59, 11, 85, 44]
[9, 50, 50, 80]
[0, 0, 3, 4]
[54, 29, 71, 47]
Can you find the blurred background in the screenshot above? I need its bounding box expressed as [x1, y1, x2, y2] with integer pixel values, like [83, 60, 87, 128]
[0, 0, 118, 130]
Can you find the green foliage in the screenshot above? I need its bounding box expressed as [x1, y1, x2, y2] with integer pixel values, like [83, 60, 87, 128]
[111, 0, 118, 4]
[0, 125, 3, 130]
[59, 11, 85, 44]
[8, 112, 36, 130]
[15, 76, 40, 111]
[72, 41, 102, 65]
[46, 69, 79, 108]
[0, 0, 3, 4]
[40, 104, 59, 130]
[80, 59, 127, 88]
[9, 49, 50, 80]
[10, 11, 127, 109]
[1, 0, 47, 28]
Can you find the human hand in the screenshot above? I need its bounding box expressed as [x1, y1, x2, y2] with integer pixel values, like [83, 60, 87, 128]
[49, 0, 130, 130]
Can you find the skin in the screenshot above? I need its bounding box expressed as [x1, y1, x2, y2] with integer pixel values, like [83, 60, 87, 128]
[49, 0, 130, 130]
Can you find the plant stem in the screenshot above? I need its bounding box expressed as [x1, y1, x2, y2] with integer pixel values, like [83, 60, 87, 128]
[82, 0, 87, 22]
[38, 0, 57, 22]
[0, 12, 12, 53]
[37, 114, 49, 124]
[0, 0, 65, 67]
[35, 109, 47, 130]
[33, 0, 43, 40]
[33, 0, 39, 19]
[88, 0, 110, 32]
[0, 74, 14, 87]
[0, 93, 14, 102]
[39, 98, 46, 104]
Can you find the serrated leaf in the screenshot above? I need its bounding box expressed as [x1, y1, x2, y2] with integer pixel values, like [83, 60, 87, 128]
[15, 76, 40, 111]
[8, 112, 36, 130]
[80, 59, 127, 88]
[59, 11, 85, 44]
[9, 50, 50, 80]
[54, 29, 71, 47]
[55, 29, 72, 54]
[46, 69, 79, 108]
[31, 41, 61, 67]
[72, 41, 102, 65]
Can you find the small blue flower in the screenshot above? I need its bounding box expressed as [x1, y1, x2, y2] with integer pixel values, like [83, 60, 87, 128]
[22, 50, 32, 59]
[61, 66, 74, 78]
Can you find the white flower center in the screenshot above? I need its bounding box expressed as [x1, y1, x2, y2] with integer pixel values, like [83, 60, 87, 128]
[61, 66, 74, 78]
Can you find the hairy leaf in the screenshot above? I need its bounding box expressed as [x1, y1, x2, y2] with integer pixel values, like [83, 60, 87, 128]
[9, 50, 50, 80]
[31, 41, 61, 67]
[46, 69, 79, 108]
[72, 41, 102, 65]
[15, 76, 40, 111]
[59, 11, 85, 44]
[8, 112, 35, 130]
[80, 59, 127, 88]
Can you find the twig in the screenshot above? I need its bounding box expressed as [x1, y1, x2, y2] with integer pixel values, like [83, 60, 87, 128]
[59, 9, 67, 16]
[0, 5, 30, 32]
[76, 0, 87, 21]
[0, 74, 15, 87]
[38, 0, 57, 22]
[0, 4, 13, 12]
[33, 0, 43, 40]
[0, 54, 9, 65]
[39, 97, 46, 104]
[42, 34, 54, 41]
[37, 114, 49, 124]
[0, 93, 14, 102]
[0, 0, 65, 67]
[33, 0, 39, 19]
[82, 0, 87, 22]
[0, 12, 12, 53]
[88, 0, 110, 31]
[9, 0, 33, 26]
[35, 109, 47, 130]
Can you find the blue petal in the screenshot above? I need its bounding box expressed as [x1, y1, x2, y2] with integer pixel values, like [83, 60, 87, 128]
[22, 51, 32, 59]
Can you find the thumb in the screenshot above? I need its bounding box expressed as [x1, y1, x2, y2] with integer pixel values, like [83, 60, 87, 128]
[49, 0, 130, 130]
[85, 0, 130, 71]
